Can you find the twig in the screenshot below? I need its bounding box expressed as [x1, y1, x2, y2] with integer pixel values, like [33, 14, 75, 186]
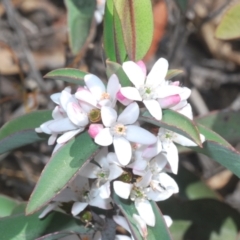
[2, 0, 47, 92]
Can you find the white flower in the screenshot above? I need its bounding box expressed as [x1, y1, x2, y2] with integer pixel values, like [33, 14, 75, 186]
[94, 102, 157, 165]
[75, 74, 120, 108]
[36, 87, 89, 145]
[79, 148, 123, 199]
[39, 174, 112, 219]
[113, 178, 155, 227]
[120, 58, 185, 120]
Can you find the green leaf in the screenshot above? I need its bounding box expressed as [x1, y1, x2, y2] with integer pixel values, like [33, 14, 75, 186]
[113, 193, 172, 240]
[166, 69, 184, 80]
[113, 0, 154, 61]
[65, 0, 96, 54]
[106, 60, 132, 87]
[159, 198, 240, 240]
[172, 164, 219, 200]
[0, 195, 20, 217]
[44, 68, 88, 85]
[0, 211, 93, 240]
[178, 123, 240, 178]
[139, 109, 202, 147]
[196, 110, 240, 145]
[103, 0, 127, 63]
[26, 132, 100, 215]
[215, 3, 240, 40]
[191, 138, 240, 178]
[0, 110, 51, 154]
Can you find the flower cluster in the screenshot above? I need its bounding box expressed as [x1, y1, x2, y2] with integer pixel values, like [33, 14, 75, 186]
[37, 58, 204, 239]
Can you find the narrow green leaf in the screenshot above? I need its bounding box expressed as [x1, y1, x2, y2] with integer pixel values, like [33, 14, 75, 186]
[103, 0, 116, 62]
[26, 132, 100, 215]
[0, 211, 93, 240]
[196, 110, 240, 145]
[191, 139, 240, 178]
[215, 3, 240, 40]
[44, 68, 88, 85]
[103, 0, 127, 63]
[139, 109, 202, 147]
[0, 195, 20, 217]
[106, 60, 132, 87]
[113, 0, 154, 61]
[166, 69, 184, 80]
[0, 110, 51, 154]
[197, 124, 232, 147]
[113, 193, 172, 240]
[179, 123, 240, 177]
[65, 0, 96, 54]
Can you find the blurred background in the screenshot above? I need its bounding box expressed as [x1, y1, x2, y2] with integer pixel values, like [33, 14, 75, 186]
[0, 0, 240, 239]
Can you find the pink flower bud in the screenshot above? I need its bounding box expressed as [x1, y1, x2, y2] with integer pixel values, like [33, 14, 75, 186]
[116, 90, 133, 106]
[158, 95, 181, 108]
[88, 124, 104, 138]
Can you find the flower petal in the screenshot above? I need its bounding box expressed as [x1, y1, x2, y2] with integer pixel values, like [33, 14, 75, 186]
[142, 140, 162, 159]
[79, 162, 100, 178]
[113, 215, 131, 233]
[107, 74, 120, 100]
[101, 106, 117, 127]
[75, 87, 98, 107]
[136, 60, 147, 77]
[57, 128, 83, 144]
[95, 128, 113, 146]
[113, 137, 132, 165]
[39, 203, 59, 219]
[113, 181, 133, 199]
[122, 61, 145, 88]
[108, 164, 123, 181]
[48, 118, 77, 133]
[135, 199, 155, 227]
[143, 99, 162, 120]
[116, 90, 133, 106]
[118, 102, 139, 125]
[164, 215, 173, 228]
[158, 95, 181, 109]
[146, 58, 168, 86]
[157, 85, 183, 98]
[120, 87, 142, 101]
[84, 74, 105, 100]
[126, 126, 157, 145]
[60, 88, 75, 112]
[66, 102, 88, 127]
[71, 202, 88, 216]
[164, 142, 179, 174]
[179, 87, 191, 100]
[133, 214, 148, 239]
[89, 195, 112, 209]
[99, 181, 111, 199]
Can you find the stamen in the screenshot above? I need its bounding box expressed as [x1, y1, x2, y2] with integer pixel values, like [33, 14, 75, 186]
[101, 92, 110, 100]
[111, 123, 127, 136]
